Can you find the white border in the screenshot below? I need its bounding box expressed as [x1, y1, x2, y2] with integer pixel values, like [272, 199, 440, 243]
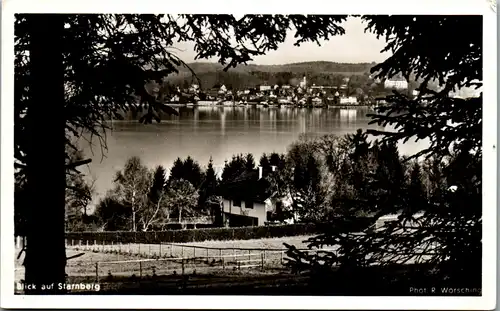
[1, 0, 497, 309]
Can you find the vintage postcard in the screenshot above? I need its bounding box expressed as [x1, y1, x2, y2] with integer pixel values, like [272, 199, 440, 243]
[1, 0, 497, 309]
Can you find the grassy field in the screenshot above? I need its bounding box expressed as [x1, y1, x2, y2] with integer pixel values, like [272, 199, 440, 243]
[14, 234, 464, 295]
[15, 235, 319, 292]
[65, 235, 318, 260]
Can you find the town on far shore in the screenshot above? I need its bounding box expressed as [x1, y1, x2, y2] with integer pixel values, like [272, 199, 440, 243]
[160, 74, 415, 108]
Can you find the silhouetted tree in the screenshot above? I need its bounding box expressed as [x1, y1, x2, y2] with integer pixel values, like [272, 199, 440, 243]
[149, 165, 167, 204]
[405, 161, 426, 215]
[259, 153, 272, 177]
[169, 158, 184, 181]
[168, 156, 204, 188]
[269, 152, 284, 169]
[94, 194, 131, 231]
[292, 155, 327, 222]
[204, 157, 218, 195]
[244, 153, 256, 171]
[286, 15, 482, 293]
[221, 154, 246, 183]
[198, 157, 221, 217]
[182, 156, 205, 188]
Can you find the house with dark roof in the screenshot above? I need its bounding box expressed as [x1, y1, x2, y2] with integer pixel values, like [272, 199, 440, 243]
[219, 167, 273, 227]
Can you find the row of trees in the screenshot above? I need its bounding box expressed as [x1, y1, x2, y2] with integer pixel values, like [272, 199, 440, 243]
[263, 131, 447, 223]
[71, 130, 448, 232]
[79, 152, 287, 231]
[90, 157, 207, 231]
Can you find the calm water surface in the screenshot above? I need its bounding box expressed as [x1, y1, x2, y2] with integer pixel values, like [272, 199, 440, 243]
[80, 106, 428, 203]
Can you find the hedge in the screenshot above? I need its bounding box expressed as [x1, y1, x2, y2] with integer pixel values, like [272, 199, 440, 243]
[65, 218, 375, 245]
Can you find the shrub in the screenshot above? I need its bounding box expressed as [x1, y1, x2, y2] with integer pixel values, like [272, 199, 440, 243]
[65, 218, 374, 245]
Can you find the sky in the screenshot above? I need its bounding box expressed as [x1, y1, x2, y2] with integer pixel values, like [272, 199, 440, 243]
[172, 16, 391, 65]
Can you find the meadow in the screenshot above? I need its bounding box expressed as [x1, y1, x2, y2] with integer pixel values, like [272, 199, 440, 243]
[15, 235, 320, 292]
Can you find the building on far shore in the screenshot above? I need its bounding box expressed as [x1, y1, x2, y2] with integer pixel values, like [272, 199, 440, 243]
[259, 85, 272, 92]
[384, 77, 408, 90]
[299, 75, 307, 89]
[340, 96, 358, 105]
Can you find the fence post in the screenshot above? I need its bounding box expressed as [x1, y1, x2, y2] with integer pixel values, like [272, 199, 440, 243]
[159, 243, 162, 258]
[149, 244, 151, 257]
[139, 243, 141, 255]
[193, 247, 196, 258]
[222, 255, 225, 270]
[182, 258, 185, 276]
[139, 261, 142, 278]
[261, 252, 264, 271]
[95, 263, 99, 282]
[264, 250, 266, 261]
[248, 249, 251, 261]
[206, 248, 209, 258]
[181, 246, 184, 258]
[233, 248, 235, 261]
[170, 244, 173, 257]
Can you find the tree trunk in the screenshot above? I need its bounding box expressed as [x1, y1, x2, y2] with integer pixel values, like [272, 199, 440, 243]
[131, 190, 136, 231]
[132, 210, 136, 232]
[24, 14, 67, 294]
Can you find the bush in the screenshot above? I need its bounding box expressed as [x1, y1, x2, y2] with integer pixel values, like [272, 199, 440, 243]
[65, 218, 374, 245]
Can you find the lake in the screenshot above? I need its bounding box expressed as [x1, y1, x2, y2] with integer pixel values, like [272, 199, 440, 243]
[79, 106, 428, 205]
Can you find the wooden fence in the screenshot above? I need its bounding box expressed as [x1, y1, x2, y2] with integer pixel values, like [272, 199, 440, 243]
[64, 239, 337, 281]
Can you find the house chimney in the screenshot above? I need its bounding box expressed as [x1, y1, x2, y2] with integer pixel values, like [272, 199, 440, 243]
[258, 166, 263, 180]
[271, 165, 277, 172]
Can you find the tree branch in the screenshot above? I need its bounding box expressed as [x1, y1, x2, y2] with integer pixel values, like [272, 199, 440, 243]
[66, 158, 92, 171]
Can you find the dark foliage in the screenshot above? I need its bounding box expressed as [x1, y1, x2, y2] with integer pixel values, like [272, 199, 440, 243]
[285, 15, 483, 291]
[221, 154, 247, 183]
[94, 196, 132, 231]
[149, 165, 167, 204]
[244, 153, 256, 171]
[65, 220, 374, 244]
[168, 156, 205, 188]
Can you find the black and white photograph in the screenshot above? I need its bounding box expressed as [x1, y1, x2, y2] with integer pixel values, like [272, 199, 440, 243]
[1, 0, 497, 309]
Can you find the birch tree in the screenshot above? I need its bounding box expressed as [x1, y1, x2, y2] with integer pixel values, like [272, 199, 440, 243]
[112, 156, 152, 232]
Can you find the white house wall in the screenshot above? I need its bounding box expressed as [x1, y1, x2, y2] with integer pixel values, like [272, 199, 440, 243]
[222, 199, 267, 226]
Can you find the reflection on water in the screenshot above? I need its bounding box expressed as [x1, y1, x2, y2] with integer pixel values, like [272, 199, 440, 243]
[81, 106, 428, 201]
